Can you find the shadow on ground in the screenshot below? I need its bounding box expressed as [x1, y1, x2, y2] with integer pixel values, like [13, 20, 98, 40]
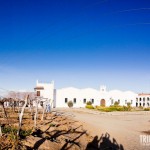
[86, 132, 124, 150]
[24, 112, 124, 150]
[28, 130, 124, 150]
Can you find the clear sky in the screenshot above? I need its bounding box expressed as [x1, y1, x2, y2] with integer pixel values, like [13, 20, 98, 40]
[0, 0, 150, 93]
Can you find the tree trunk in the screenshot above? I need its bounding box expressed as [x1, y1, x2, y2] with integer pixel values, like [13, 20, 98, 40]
[0, 102, 8, 119]
[17, 95, 29, 136]
[34, 99, 39, 128]
[41, 105, 45, 121]
[0, 125, 2, 137]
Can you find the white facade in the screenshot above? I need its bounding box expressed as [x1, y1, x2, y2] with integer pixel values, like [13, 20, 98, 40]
[34, 81, 141, 108]
[136, 94, 150, 107]
[34, 80, 55, 108]
[56, 86, 137, 108]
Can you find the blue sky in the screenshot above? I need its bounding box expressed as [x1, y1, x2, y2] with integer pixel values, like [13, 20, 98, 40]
[0, 0, 150, 93]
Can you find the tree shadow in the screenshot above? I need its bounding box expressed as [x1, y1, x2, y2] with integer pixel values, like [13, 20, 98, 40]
[32, 125, 86, 150]
[86, 132, 124, 150]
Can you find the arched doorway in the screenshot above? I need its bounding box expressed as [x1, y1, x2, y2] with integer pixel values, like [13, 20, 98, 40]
[100, 99, 106, 107]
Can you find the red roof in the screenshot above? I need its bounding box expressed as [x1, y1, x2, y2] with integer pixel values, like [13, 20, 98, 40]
[138, 93, 150, 96]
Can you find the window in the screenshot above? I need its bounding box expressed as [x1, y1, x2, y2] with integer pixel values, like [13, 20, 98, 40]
[143, 98, 145, 101]
[147, 97, 150, 101]
[131, 100, 133, 104]
[65, 98, 68, 103]
[37, 91, 40, 96]
[118, 99, 120, 104]
[40, 101, 43, 106]
[125, 100, 127, 104]
[83, 99, 86, 103]
[136, 98, 138, 102]
[73, 98, 76, 103]
[140, 98, 142, 101]
[91, 99, 94, 103]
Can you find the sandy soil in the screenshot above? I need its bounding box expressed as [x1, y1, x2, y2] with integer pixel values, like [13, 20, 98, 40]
[1, 108, 150, 150]
[54, 108, 150, 150]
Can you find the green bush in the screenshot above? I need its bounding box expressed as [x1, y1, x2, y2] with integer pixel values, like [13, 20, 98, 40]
[1, 126, 32, 138]
[86, 105, 94, 109]
[127, 102, 131, 107]
[138, 106, 143, 109]
[144, 108, 150, 111]
[2, 126, 17, 134]
[114, 101, 119, 106]
[49, 123, 56, 127]
[20, 129, 32, 137]
[67, 101, 73, 108]
[86, 101, 92, 105]
[96, 105, 132, 112]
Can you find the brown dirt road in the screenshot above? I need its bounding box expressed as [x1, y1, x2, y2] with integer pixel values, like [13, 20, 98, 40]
[54, 108, 150, 150]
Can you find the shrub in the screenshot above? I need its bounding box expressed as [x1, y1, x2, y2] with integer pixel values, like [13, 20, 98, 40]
[123, 105, 132, 111]
[67, 101, 73, 108]
[2, 126, 17, 134]
[86, 105, 94, 109]
[144, 108, 150, 111]
[1, 126, 32, 138]
[49, 123, 56, 127]
[127, 102, 131, 107]
[114, 101, 119, 106]
[20, 129, 32, 138]
[86, 101, 92, 105]
[138, 106, 143, 109]
[96, 105, 132, 112]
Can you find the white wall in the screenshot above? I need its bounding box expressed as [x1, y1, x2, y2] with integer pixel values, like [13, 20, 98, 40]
[56, 87, 137, 108]
[34, 81, 138, 108]
[35, 80, 55, 108]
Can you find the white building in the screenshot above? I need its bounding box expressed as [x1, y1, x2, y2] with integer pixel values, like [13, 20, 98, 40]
[34, 80, 56, 108]
[34, 80, 145, 108]
[136, 93, 150, 107]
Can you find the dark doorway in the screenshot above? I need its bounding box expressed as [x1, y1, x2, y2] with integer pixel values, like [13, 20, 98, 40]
[100, 99, 106, 107]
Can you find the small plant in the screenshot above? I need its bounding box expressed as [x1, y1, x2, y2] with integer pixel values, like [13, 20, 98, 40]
[127, 102, 131, 107]
[139, 106, 143, 109]
[67, 101, 73, 108]
[86, 105, 94, 109]
[19, 129, 32, 138]
[144, 108, 150, 111]
[2, 126, 17, 134]
[114, 101, 119, 106]
[1, 126, 32, 139]
[49, 123, 56, 127]
[86, 101, 92, 105]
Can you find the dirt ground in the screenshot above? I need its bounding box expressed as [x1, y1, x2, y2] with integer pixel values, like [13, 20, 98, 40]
[54, 108, 150, 150]
[0, 109, 96, 150]
[1, 108, 150, 149]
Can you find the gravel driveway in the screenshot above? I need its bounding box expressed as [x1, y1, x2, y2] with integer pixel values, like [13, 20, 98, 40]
[54, 108, 150, 150]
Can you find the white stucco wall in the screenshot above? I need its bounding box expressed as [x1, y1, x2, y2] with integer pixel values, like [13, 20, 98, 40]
[56, 87, 137, 108]
[35, 80, 55, 107]
[34, 81, 138, 108]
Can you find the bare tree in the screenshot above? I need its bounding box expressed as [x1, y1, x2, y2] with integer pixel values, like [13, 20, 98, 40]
[17, 95, 29, 136]
[0, 98, 8, 119]
[34, 97, 40, 128]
